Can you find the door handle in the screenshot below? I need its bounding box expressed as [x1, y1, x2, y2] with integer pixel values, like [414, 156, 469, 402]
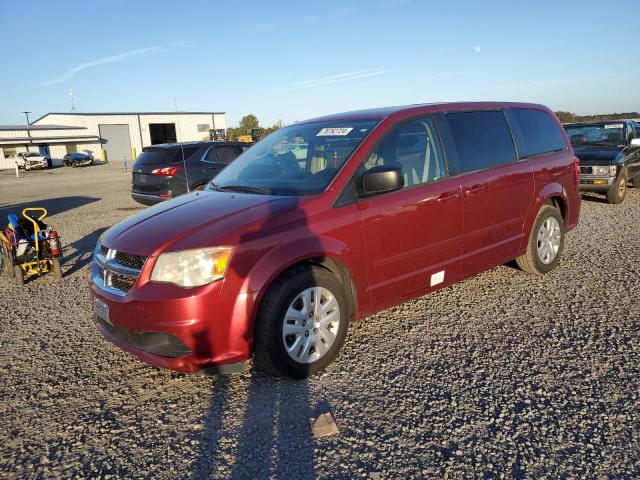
[464, 184, 486, 195]
[436, 191, 460, 203]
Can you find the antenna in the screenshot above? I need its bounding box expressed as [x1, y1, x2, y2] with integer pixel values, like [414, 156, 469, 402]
[69, 89, 76, 112]
[174, 97, 190, 193]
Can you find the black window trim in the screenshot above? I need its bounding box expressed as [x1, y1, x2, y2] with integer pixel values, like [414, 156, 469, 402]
[201, 146, 223, 165]
[332, 113, 451, 208]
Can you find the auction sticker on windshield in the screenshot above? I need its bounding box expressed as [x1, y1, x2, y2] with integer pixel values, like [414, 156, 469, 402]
[604, 124, 624, 129]
[317, 127, 353, 136]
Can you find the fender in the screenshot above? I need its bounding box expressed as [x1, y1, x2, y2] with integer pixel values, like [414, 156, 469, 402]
[519, 182, 568, 254]
[221, 232, 365, 307]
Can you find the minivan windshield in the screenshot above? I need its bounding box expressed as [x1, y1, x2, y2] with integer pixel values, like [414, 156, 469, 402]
[210, 120, 379, 195]
[565, 123, 626, 147]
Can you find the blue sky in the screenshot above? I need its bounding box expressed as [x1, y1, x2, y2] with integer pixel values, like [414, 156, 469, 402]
[1, 0, 638, 127]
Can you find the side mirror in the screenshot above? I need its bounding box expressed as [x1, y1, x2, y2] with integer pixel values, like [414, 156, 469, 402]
[630, 138, 640, 147]
[360, 165, 404, 197]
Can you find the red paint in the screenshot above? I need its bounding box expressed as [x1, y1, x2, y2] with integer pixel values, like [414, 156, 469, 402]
[92, 102, 581, 373]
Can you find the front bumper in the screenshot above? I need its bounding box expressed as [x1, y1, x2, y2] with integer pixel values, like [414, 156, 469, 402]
[579, 175, 615, 192]
[90, 278, 258, 373]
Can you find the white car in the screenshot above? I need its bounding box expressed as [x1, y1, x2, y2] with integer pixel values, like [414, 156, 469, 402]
[16, 152, 48, 170]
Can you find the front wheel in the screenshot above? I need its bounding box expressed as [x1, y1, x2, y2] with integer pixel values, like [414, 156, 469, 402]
[51, 258, 63, 281]
[516, 205, 565, 275]
[14, 265, 24, 286]
[254, 265, 349, 379]
[607, 171, 627, 204]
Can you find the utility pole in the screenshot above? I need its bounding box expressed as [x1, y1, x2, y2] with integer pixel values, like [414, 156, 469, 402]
[22, 111, 32, 152]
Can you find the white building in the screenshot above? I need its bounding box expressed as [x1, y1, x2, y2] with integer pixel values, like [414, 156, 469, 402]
[0, 111, 226, 169]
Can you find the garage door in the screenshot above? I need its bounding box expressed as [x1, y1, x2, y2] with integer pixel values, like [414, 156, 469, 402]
[99, 124, 132, 163]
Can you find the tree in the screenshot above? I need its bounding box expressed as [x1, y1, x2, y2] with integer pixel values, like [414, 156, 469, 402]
[238, 114, 260, 132]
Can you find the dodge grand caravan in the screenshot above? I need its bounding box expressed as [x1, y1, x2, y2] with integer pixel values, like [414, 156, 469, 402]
[91, 102, 581, 378]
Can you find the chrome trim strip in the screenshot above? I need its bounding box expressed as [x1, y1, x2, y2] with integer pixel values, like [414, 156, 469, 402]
[93, 248, 144, 297]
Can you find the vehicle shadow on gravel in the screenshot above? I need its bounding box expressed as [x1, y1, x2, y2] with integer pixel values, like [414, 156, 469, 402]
[579, 192, 609, 204]
[190, 194, 322, 478]
[190, 371, 316, 479]
[62, 227, 107, 276]
[0, 196, 100, 220]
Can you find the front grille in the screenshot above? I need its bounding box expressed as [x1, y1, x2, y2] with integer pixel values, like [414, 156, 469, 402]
[94, 246, 147, 295]
[580, 166, 593, 174]
[115, 252, 146, 270]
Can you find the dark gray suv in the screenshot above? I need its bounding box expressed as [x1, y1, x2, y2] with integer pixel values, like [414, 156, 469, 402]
[130, 141, 251, 206]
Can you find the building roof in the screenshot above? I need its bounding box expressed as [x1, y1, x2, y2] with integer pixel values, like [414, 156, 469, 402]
[0, 124, 86, 131]
[33, 111, 225, 123]
[0, 135, 99, 145]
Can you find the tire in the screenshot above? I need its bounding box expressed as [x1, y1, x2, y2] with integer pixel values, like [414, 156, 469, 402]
[516, 204, 565, 275]
[632, 173, 640, 189]
[14, 265, 24, 286]
[607, 171, 627, 204]
[72, 162, 77, 168]
[51, 258, 63, 281]
[254, 265, 350, 379]
[5, 253, 15, 278]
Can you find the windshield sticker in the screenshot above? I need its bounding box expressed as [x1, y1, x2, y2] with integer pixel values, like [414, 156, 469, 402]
[604, 124, 623, 129]
[317, 127, 353, 136]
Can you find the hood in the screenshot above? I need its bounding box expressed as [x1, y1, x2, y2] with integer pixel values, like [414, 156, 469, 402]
[101, 191, 299, 256]
[573, 145, 623, 165]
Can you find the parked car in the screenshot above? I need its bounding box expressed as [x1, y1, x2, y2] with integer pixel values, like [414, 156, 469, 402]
[564, 120, 640, 203]
[92, 102, 581, 378]
[130, 141, 251, 206]
[16, 152, 48, 170]
[63, 152, 93, 168]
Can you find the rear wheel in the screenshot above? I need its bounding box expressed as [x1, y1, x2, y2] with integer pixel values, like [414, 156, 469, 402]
[632, 173, 640, 189]
[516, 205, 565, 275]
[14, 265, 24, 286]
[51, 258, 63, 281]
[607, 171, 627, 204]
[254, 265, 349, 379]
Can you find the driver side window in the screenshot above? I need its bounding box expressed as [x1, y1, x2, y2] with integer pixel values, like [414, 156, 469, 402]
[364, 117, 446, 187]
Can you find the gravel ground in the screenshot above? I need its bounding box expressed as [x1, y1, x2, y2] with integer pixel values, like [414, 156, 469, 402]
[1, 163, 639, 479]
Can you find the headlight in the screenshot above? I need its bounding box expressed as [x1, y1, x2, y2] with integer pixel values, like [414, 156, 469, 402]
[151, 247, 232, 287]
[592, 165, 616, 176]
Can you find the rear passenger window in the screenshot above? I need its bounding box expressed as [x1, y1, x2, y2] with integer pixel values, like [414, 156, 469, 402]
[447, 111, 516, 173]
[510, 108, 566, 157]
[214, 146, 238, 164]
[364, 117, 446, 187]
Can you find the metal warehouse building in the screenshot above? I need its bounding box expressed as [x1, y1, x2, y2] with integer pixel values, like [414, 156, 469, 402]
[0, 111, 226, 169]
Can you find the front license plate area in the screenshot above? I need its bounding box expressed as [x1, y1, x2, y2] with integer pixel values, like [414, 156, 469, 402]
[94, 297, 111, 325]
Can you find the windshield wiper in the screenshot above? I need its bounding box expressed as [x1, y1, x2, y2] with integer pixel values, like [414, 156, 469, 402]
[215, 184, 272, 195]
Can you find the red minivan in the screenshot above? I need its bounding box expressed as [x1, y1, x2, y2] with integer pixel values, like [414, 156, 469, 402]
[91, 102, 581, 378]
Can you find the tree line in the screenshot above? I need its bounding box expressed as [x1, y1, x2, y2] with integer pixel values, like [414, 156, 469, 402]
[226, 114, 284, 141]
[555, 111, 640, 123]
[224, 111, 640, 141]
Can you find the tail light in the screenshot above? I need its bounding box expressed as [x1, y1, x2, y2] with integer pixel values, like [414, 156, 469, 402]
[572, 156, 580, 191]
[151, 166, 180, 176]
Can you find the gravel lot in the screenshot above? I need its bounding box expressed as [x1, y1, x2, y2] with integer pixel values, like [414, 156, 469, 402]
[1, 163, 639, 479]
